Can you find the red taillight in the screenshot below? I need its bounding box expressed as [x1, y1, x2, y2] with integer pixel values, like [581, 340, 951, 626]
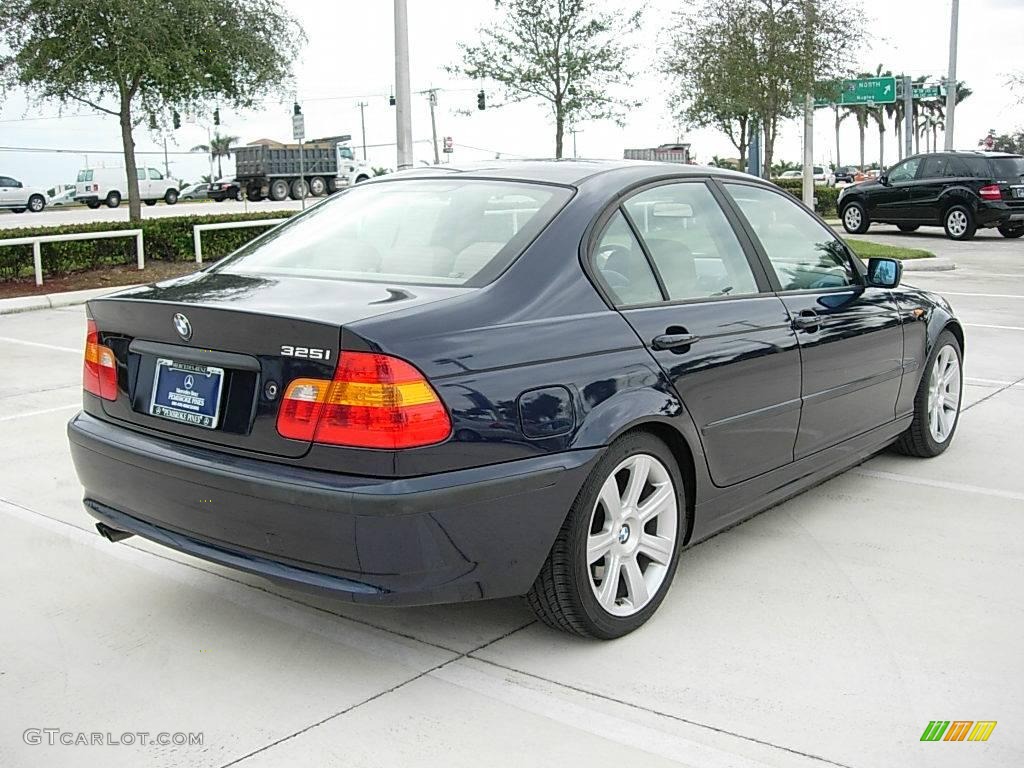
[83, 319, 117, 401]
[276, 352, 451, 449]
[980, 184, 1002, 201]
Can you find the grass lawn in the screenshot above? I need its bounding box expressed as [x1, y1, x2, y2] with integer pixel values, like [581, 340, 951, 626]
[845, 238, 935, 260]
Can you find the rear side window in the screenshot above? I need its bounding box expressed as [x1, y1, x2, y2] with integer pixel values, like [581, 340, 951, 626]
[956, 157, 993, 178]
[77, 169, 93, 182]
[623, 182, 758, 300]
[990, 157, 1024, 181]
[725, 183, 856, 291]
[217, 180, 570, 286]
[920, 155, 952, 178]
[593, 211, 663, 306]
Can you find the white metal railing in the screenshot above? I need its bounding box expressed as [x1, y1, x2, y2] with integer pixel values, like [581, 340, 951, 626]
[0, 229, 144, 286]
[192, 219, 286, 264]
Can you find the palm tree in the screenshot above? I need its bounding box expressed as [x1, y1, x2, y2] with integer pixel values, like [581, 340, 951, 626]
[770, 159, 799, 177]
[190, 134, 239, 179]
[870, 65, 891, 168]
[834, 105, 851, 167]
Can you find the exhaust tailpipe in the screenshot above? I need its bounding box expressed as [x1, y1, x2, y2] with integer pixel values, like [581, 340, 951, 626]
[96, 522, 134, 543]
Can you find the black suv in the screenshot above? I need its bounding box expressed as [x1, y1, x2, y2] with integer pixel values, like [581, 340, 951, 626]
[838, 151, 1024, 240]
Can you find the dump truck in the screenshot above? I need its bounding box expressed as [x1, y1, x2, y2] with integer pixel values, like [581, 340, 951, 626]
[623, 143, 693, 165]
[233, 135, 373, 201]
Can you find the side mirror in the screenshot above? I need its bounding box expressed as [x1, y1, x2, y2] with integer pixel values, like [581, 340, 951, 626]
[867, 257, 902, 288]
[878, 173, 889, 186]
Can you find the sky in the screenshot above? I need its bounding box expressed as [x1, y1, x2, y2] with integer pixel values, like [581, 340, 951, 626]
[1, 0, 1023, 188]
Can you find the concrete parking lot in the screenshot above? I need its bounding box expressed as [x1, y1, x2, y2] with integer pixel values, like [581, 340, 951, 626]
[1, 227, 1021, 768]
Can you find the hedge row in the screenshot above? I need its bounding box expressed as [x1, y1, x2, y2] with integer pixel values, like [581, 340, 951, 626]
[0, 211, 296, 282]
[770, 179, 840, 216]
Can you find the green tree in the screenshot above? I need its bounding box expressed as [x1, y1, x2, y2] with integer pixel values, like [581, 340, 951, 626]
[191, 134, 240, 180]
[665, 0, 863, 178]
[452, 0, 642, 158]
[0, 0, 303, 222]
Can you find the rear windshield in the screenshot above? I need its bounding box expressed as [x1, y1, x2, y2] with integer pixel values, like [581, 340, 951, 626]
[77, 169, 93, 182]
[990, 157, 1024, 181]
[216, 179, 570, 286]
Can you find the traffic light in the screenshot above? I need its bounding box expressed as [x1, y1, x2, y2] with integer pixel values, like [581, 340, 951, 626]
[477, 89, 486, 111]
[148, 113, 157, 130]
[213, 108, 220, 126]
[293, 101, 301, 116]
[389, 92, 396, 107]
[172, 111, 181, 130]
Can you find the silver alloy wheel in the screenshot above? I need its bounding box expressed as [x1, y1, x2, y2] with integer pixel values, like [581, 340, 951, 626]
[844, 205, 862, 230]
[927, 345, 961, 443]
[586, 453, 678, 617]
[29, 196, 44, 212]
[947, 209, 968, 237]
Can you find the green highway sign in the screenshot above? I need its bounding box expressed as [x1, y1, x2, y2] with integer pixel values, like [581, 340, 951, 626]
[912, 85, 944, 99]
[814, 76, 896, 107]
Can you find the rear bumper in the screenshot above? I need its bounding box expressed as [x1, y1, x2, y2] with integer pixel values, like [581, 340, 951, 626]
[74, 196, 99, 203]
[67, 412, 599, 606]
[976, 201, 1024, 228]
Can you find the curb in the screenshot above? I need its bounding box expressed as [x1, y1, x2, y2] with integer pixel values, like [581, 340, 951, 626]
[902, 257, 955, 272]
[0, 285, 137, 316]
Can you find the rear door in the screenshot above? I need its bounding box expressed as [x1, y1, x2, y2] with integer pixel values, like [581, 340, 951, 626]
[591, 179, 802, 487]
[722, 182, 903, 458]
[907, 154, 952, 222]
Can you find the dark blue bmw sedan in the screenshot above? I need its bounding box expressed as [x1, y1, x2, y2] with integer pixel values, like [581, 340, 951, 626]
[68, 160, 964, 638]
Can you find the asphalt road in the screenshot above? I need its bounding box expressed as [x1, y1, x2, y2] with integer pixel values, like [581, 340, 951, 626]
[0, 199, 305, 228]
[0, 227, 1021, 768]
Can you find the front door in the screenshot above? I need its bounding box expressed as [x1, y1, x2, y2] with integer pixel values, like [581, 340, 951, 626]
[0, 176, 18, 206]
[722, 182, 904, 457]
[590, 180, 803, 487]
[873, 156, 923, 222]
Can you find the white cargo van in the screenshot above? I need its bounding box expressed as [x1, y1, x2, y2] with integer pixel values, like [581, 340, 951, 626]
[75, 167, 179, 208]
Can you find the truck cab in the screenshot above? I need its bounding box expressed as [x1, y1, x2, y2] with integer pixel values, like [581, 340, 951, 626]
[335, 144, 373, 188]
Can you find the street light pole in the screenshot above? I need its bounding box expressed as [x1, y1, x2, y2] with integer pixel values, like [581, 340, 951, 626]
[428, 90, 440, 165]
[357, 101, 368, 160]
[944, 0, 959, 150]
[569, 128, 583, 158]
[393, 0, 413, 170]
[801, 0, 814, 209]
[903, 75, 913, 159]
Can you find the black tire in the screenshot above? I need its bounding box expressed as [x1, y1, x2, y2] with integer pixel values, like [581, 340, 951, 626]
[897, 224, 919, 232]
[289, 178, 308, 200]
[526, 431, 687, 639]
[894, 330, 962, 458]
[327, 178, 340, 193]
[164, 188, 178, 205]
[27, 194, 46, 213]
[309, 176, 327, 196]
[943, 204, 976, 240]
[841, 201, 870, 234]
[247, 184, 264, 202]
[232, 188, 242, 201]
[144, 199, 157, 207]
[269, 179, 290, 202]
[11, 208, 25, 214]
[997, 224, 1024, 239]
[105, 191, 121, 208]
[86, 201, 101, 210]
[355, 175, 369, 184]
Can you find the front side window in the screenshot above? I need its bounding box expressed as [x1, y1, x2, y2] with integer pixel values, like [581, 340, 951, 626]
[149, 168, 163, 180]
[623, 182, 758, 300]
[217, 179, 570, 286]
[593, 210, 663, 306]
[0, 177, 15, 187]
[725, 184, 857, 291]
[888, 157, 921, 183]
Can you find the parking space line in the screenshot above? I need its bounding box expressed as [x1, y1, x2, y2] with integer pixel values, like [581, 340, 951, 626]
[939, 291, 1024, 299]
[0, 403, 79, 422]
[963, 323, 1024, 331]
[0, 336, 80, 353]
[855, 469, 1024, 502]
[966, 377, 1024, 388]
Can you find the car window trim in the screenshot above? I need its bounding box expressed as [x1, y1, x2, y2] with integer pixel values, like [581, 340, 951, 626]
[713, 177, 866, 294]
[581, 175, 775, 310]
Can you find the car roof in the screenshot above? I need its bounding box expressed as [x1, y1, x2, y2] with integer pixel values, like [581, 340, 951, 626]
[387, 158, 759, 188]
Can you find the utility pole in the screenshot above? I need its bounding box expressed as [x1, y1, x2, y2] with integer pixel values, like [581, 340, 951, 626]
[903, 75, 913, 159]
[801, 0, 814, 208]
[569, 128, 583, 158]
[427, 90, 440, 165]
[163, 137, 170, 179]
[356, 101, 368, 160]
[944, 0, 959, 150]
[393, 0, 413, 170]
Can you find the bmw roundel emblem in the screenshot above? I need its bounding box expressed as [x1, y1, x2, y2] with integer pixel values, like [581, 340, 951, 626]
[173, 313, 192, 341]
